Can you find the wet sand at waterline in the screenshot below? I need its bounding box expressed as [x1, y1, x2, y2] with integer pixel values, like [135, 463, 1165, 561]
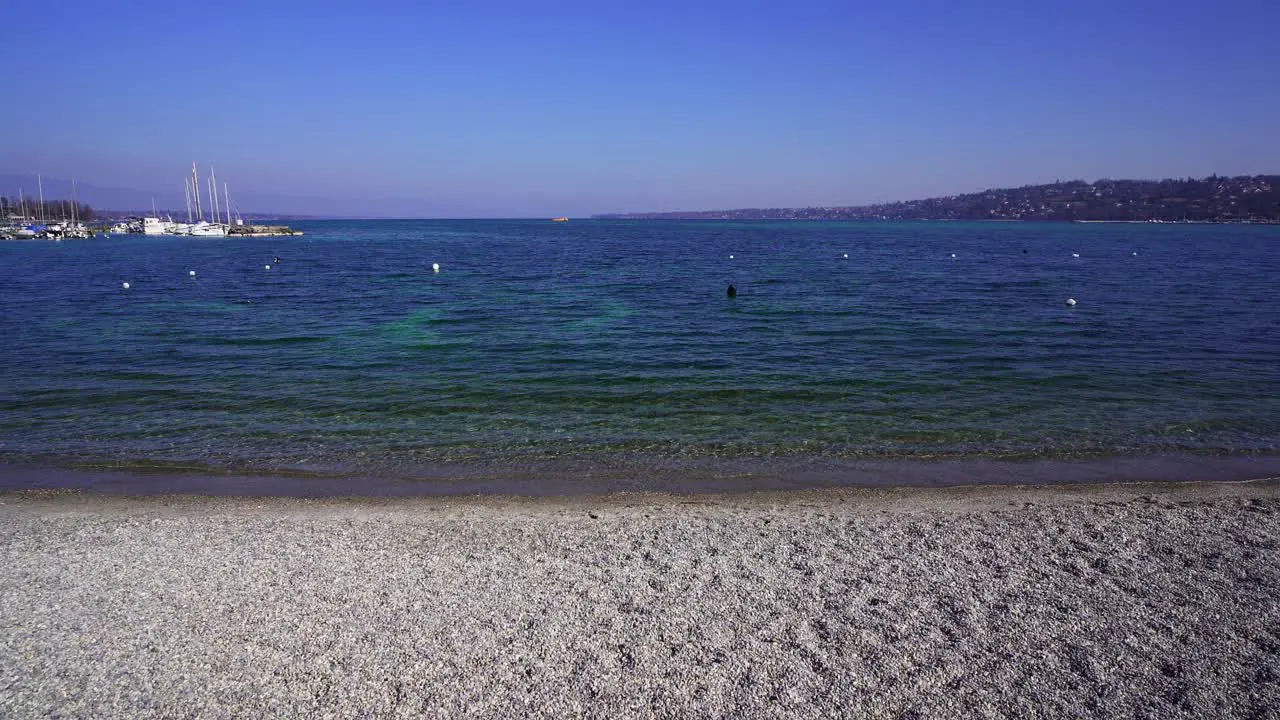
[2, 481, 1277, 717]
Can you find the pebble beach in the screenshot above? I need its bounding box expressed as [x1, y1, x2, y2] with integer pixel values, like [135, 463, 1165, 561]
[2, 480, 1278, 718]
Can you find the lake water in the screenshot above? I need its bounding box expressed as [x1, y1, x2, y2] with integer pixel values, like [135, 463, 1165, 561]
[1, 220, 1277, 494]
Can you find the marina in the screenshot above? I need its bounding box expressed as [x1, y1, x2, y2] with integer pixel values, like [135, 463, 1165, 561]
[136, 217, 303, 238]
[1, 164, 302, 239]
[1, 217, 303, 240]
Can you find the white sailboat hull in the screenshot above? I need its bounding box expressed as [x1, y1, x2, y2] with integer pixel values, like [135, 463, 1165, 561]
[189, 222, 228, 237]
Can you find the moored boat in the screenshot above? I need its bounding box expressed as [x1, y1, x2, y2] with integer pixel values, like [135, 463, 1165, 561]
[189, 221, 228, 237]
[142, 217, 177, 235]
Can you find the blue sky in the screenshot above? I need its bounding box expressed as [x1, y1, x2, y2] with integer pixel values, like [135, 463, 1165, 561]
[2, 0, 1277, 217]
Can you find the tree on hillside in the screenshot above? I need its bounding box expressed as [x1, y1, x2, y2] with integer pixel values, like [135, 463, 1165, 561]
[0, 197, 93, 221]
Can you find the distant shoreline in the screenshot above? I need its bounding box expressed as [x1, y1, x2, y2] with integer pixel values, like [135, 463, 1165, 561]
[593, 173, 1280, 222]
[589, 217, 1280, 224]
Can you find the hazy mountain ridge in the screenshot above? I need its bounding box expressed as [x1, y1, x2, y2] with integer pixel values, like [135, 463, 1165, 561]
[595, 175, 1280, 222]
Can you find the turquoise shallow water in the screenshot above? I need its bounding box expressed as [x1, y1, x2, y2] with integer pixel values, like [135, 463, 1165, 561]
[1, 220, 1278, 491]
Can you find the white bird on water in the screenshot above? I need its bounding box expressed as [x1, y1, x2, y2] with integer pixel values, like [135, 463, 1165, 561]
[432, 263, 440, 273]
[1072, 253, 1080, 258]
[121, 281, 130, 290]
[1066, 298, 1077, 307]
[189, 270, 196, 278]
[950, 253, 956, 259]
[264, 264, 271, 270]
[843, 253, 849, 259]
[729, 255, 734, 260]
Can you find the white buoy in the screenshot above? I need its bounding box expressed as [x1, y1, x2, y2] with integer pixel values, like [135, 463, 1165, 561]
[843, 253, 849, 259]
[432, 262, 440, 273]
[1066, 298, 1077, 307]
[950, 253, 956, 259]
[189, 270, 196, 277]
[264, 264, 271, 270]
[1072, 253, 1080, 258]
[1132, 251, 1138, 256]
[729, 255, 734, 260]
[122, 281, 130, 290]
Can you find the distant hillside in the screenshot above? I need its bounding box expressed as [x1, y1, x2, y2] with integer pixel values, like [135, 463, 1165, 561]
[0, 176, 169, 217]
[595, 175, 1280, 222]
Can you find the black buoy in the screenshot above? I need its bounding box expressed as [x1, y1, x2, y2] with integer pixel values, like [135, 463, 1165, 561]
[727, 284, 737, 298]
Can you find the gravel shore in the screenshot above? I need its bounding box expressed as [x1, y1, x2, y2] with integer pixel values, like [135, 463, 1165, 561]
[2, 481, 1278, 718]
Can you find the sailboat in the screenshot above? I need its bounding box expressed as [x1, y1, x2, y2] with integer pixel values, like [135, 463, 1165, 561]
[166, 179, 196, 235]
[141, 163, 253, 237]
[189, 221, 227, 237]
[186, 162, 227, 236]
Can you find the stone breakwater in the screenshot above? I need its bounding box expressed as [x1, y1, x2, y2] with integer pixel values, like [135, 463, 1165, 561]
[227, 224, 304, 237]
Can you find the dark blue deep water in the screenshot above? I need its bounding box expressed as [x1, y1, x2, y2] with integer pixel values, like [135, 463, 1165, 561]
[1, 220, 1277, 493]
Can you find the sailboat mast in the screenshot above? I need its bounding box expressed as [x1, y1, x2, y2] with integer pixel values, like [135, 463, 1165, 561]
[191, 162, 202, 220]
[210, 168, 219, 224]
[208, 177, 215, 223]
[18, 187, 25, 221]
[224, 182, 231, 225]
[184, 180, 192, 223]
[37, 174, 44, 222]
[71, 179, 78, 225]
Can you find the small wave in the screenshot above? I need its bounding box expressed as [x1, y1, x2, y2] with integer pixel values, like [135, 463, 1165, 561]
[201, 335, 331, 346]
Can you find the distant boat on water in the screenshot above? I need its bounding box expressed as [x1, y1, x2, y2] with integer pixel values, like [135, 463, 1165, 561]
[551, 217, 569, 222]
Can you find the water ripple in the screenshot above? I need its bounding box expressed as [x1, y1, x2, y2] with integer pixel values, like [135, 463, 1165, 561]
[1, 219, 1277, 478]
